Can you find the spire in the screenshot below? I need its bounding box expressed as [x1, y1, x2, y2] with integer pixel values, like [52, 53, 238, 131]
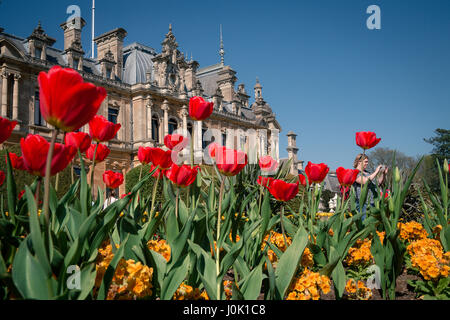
[219, 24, 225, 65]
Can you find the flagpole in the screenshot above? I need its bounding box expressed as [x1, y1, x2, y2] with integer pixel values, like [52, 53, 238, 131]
[91, 0, 95, 59]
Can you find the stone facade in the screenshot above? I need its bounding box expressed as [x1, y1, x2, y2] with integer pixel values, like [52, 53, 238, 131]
[0, 20, 300, 195]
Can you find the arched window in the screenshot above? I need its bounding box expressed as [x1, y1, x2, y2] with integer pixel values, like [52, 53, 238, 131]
[168, 118, 178, 135]
[151, 115, 160, 142]
[202, 128, 208, 149]
[222, 132, 227, 147]
[34, 90, 44, 126]
[187, 122, 193, 138]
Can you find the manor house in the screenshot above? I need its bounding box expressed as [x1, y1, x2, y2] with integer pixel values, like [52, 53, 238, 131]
[0, 18, 302, 194]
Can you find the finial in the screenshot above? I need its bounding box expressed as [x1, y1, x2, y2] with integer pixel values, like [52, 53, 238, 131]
[219, 24, 224, 65]
[169, 23, 172, 32]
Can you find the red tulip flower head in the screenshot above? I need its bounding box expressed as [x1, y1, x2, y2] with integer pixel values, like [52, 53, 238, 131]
[356, 131, 381, 150]
[304, 161, 329, 184]
[20, 134, 76, 176]
[189, 96, 214, 121]
[149, 164, 166, 179]
[165, 163, 199, 188]
[0, 170, 5, 187]
[65, 131, 92, 152]
[266, 179, 299, 202]
[148, 147, 173, 170]
[298, 173, 307, 187]
[5, 153, 26, 171]
[89, 115, 121, 142]
[103, 170, 124, 189]
[85, 143, 110, 163]
[164, 134, 187, 151]
[257, 176, 274, 188]
[138, 146, 153, 165]
[336, 167, 360, 188]
[259, 155, 278, 172]
[37, 66, 107, 132]
[215, 147, 248, 176]
[0, 117, 17, 144]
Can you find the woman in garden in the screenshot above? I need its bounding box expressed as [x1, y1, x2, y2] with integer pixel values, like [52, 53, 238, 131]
[352, 153, 388, 219]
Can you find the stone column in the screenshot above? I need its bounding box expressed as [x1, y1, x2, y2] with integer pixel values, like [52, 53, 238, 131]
[270, 128, 280, 161]
[146, 97, 153, 140]
[194, 120, 203, 163]
[1, 70, 9, 117]
[162, 100, 169, 138]
[286, 131, 299, 175]
[12, 73, 21, 121]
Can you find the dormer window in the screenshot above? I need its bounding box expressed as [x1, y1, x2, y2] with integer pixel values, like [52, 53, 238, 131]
[35, 47, 42, 59]
[106, 67, 112, 79]
[73, 58, 79, 70]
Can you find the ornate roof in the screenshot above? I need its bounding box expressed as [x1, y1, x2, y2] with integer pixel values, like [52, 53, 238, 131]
[122, 42, 156, 85]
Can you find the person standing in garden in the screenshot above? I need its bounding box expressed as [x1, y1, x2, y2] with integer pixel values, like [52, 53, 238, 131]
[352, 153, 388, 219]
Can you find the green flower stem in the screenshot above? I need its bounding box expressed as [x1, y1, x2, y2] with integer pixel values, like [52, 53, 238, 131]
[90, 143, 99, 199]
[216, 175, 225, 300]
[280, 204, 288, 248]
[149, 170, 161, 217]
[175, 187, 180, 219]
[43, 128, 58, 227]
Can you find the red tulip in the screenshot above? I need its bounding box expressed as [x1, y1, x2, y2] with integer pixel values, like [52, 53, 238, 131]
[120, 192, 131, 199]
[259, 155, 278, 172]
[148, 147, 173, 170]
[189, 96, 214, 121]
[336, 167, 360, 187]
[20, 134, 76, 176]
[165, 163, 199, 188]
[138, 146, 152, 165]
[266, 179, 299, 202]
[85, 143, 110, 163]
[65, 131, 92, 152]
[208, 142, 222, 159]
[5, 153, 26, 170]
[355, 131, 381, 150]
[0, 116, 17, 144]
[103, 170, 124, 189]
[0, 170, 5, 186]
[257, 176, 274, 188]
[89, 115, 121, 142]
[149, 164, 166, 178]
[18, 189, 25, 200]
[164, 134, 187, 151]
[298, 173, 307, 187]
[304, 161, 329, 184]
[37, 66, 107, 132]
[215, 147, 248, 176]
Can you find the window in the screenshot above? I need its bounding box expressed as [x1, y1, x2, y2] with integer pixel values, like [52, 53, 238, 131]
[168, 118, 178, 135]
[35, 47, 42, 59]
[187, 123, 193, 137]
[151, 115, 159, 142]
[202, 128, 209, 150]
[73, 58, 79, 70]
[108, 107, 119, 124]
[34, 91, 44, 126]
[222, 132, 227, 147]
[106, 67, 112, 79]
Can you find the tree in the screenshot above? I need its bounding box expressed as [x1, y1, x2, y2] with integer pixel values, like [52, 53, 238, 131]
[367, 147, 418, 176]
[424, 128, 450, 162]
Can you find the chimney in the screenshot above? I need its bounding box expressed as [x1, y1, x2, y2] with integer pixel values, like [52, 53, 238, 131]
[94, 28, 127, 80]
[60, 17, 86, 71]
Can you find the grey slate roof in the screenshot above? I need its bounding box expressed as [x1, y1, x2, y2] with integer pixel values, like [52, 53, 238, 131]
[196, 63, 223, 97]
[122, 42, 157, 85]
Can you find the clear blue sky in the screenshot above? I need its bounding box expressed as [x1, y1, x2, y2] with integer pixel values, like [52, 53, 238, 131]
[1, 0, 449, 170]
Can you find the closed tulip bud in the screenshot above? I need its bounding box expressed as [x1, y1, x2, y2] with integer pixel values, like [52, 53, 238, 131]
[389, 196, 395, 212]
[394, 167, 401, 183]
[444, 159, 449, 174]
